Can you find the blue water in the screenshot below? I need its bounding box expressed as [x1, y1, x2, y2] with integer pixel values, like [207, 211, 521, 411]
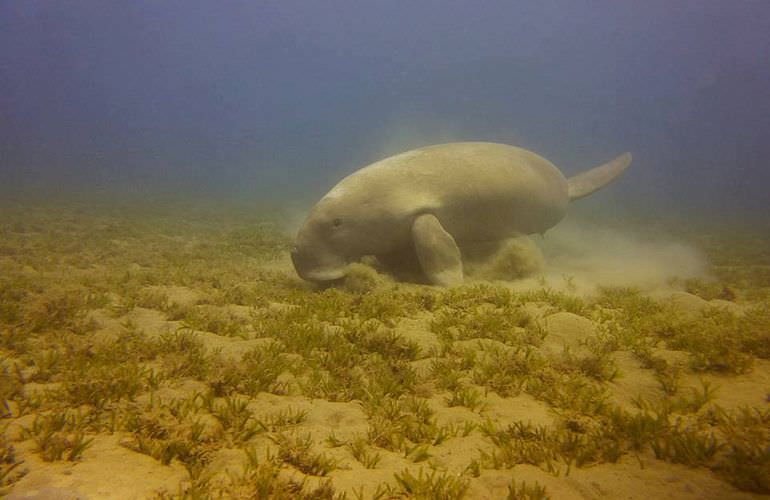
[1, 1, 768, 219]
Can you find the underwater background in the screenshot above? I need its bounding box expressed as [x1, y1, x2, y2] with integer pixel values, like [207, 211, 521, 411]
[2, 0, 770, 219]
[1, 1, 769, 499]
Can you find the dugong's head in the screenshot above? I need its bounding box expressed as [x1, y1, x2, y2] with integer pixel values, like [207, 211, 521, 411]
[291, 184, 407, 282]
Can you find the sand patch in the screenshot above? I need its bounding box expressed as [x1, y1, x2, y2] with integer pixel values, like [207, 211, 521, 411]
[469, 455, 760, 500]
[540, 311, 597, 356]
[148, 286, 202, 307]
[482, 393, 555, 429]
[606, 351, 661, 411]
[8, 435, 186, 500]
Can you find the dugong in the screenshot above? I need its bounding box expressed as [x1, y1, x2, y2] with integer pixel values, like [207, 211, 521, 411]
[291, 142, 631, 286]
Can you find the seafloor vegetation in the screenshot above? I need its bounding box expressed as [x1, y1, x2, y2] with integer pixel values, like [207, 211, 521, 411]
[0, 200, 768, 499]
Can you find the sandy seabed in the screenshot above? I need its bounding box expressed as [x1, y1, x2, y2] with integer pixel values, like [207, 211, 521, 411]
[0, 200, 768, 499]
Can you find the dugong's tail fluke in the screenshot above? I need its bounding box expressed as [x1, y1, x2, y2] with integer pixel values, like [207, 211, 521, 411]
[567, 153, 632, 201]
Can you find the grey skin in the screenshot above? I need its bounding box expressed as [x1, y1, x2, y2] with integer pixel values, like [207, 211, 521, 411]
[291, 142, 631, 286]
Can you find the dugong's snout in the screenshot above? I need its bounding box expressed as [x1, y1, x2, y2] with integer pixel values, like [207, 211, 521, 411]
[290, 246, 347, 282]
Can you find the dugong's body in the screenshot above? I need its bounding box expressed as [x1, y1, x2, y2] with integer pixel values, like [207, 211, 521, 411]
[291, 142, 631, 286]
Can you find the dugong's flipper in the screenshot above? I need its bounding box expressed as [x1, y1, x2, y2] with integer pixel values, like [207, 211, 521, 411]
[567, 153, 632, 201]
[412, 214, 463, 286]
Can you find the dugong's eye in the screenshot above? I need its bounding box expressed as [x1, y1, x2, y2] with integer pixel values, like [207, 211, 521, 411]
[332, 218, 342, 227]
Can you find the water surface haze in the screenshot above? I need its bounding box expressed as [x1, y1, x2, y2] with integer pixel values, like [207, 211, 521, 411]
[1, 0, 769, 223]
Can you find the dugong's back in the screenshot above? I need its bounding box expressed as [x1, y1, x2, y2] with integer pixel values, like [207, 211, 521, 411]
[350, 142, 569, 240]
